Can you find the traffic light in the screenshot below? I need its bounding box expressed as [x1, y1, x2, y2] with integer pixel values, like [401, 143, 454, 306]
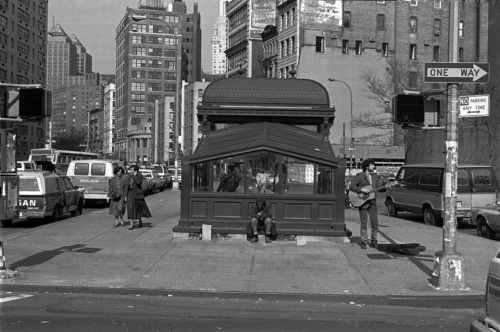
[19, 88, 52, 118]
[392, 94, 425, 124]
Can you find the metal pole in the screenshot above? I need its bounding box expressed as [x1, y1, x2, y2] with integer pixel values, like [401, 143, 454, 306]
[329, 79, 353, 174]
[432, 0, 465, 290]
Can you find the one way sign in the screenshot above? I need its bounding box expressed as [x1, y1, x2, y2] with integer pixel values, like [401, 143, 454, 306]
[424, 62, 489, 83]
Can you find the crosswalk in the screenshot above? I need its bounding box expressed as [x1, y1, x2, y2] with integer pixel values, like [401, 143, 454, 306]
[0, 293, 33, 303]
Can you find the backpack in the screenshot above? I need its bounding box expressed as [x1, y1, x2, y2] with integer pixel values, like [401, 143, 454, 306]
[224, 172, 239, 192]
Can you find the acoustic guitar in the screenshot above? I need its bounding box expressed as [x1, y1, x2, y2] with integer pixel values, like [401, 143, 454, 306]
[348, 185, 388, 208]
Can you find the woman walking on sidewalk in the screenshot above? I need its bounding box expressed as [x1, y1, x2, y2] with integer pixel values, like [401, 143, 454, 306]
[107, 166, 126, 227]
[124, 165, 152, 230]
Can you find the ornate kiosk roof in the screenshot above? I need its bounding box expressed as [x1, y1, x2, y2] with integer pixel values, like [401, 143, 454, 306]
[197, 78, 335, 126]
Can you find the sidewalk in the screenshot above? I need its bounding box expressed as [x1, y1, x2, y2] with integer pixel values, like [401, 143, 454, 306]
[1, 190, 499, 300]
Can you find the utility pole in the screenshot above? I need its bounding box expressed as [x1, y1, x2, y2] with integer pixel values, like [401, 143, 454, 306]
[432, 0, 465, 290]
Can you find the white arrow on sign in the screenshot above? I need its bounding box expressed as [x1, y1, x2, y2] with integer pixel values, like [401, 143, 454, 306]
[426, 65, 488, 82]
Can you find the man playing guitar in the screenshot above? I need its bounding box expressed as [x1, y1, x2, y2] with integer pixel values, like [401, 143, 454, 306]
[349, 159, 387, 249]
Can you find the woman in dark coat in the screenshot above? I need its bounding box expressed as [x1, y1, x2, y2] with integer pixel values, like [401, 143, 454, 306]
[124, 165, 152, 230]
[107, 166, 127, 227]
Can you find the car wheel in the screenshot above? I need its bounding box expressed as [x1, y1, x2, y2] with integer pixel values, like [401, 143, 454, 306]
[71, 199, 83, 217]
[52, 205, 60, 222]
[423, 206, 442, 226]
[386, 199, 398, 217]
[477, 216, 496, 239]
[0, 219, 13, 227]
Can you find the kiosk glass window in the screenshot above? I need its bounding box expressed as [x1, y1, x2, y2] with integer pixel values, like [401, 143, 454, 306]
[317, 165, 335, 194]
[193, 162, 211, 192]
[247, 151, 279, 194]
[281, 156, 314, 195]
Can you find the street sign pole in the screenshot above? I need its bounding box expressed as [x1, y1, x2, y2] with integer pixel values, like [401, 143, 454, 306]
[432, 0, 465, 291]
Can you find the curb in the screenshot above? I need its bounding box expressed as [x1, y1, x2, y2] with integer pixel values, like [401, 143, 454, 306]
[0, 284, 485, 309]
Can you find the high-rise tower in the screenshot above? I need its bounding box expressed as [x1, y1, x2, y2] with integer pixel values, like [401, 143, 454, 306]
[114, 0, 201, 164]
[211, 0, 229, 75]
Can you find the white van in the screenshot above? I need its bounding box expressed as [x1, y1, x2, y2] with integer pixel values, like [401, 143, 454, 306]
[386, 164, 499, 226]
[66, 159, 124, 204]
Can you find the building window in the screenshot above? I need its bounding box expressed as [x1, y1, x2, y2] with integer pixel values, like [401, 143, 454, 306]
[281, 14, 286, 31]
[132, 24, 147, 32]
[409, 44, 417, 60]
[131, 82, 146, 91]
[343, 12, 351, 28]
[459, 21, 464, 37]
[409, 17, 417, 33]
[377, 0, 385, 3]
[376, 14, 385, 31]
[434, 19, 441, 36]
[355, 40, 362, 55]
[434, 0, 441, 9]
[316, 37, 324, 53]
[459, 47, 464, 62]
[433, 46, 440, 62]
[382, 42, 388, 57]
[409, 71, 417, 88]
[280, 41, 285, 58]
[342, 39, 348, 54]
[132, 59, 146, 67]
[410, 0, 418, 6]
[133, 47, 146, 55]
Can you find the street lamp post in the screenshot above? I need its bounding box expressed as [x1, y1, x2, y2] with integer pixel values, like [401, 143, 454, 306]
[329, 78, 353, 175]
[131, 14, 181, 190]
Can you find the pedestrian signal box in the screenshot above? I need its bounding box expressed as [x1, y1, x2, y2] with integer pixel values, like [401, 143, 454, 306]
[392, 94, 425, 124]
[19, 88, 52, 118]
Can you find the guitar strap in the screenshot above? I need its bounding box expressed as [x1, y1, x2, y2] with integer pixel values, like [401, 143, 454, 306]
[366, 172, 372, 186]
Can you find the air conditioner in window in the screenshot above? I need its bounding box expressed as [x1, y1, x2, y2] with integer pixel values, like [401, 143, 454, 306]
[369, 36, 375, 42]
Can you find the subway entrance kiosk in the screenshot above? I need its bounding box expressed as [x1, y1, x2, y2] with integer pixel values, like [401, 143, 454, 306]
[173, 78, 349, 239]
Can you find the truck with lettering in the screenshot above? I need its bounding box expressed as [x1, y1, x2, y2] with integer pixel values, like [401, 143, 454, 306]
[66, 159, 124, 205]
[18, 171, 85, 222]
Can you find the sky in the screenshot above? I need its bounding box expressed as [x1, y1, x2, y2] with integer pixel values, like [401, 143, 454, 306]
[47, 0, 221, 74]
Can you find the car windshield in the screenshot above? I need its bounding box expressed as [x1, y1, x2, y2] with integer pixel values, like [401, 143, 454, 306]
[140, 172, 152, 178]
[153, 166, 163, 173]
[20, 178, 40, 191]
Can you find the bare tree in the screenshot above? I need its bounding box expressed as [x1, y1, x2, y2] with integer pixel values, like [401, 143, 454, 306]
[52, 128, 87, 151]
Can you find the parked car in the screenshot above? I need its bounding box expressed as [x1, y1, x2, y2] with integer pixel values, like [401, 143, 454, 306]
[470, 248, 500, 331]
[139, 169, 165, 194]
[17, 171, 85, 223]
[150, 164, 172, 188]
[17, 160, 38, 172]
[472, 205, 500, 240]
[386, 163, 499, 226]
[168, 167, 182, 184]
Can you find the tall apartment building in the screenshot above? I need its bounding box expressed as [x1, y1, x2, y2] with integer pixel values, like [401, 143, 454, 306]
[211, 0, 229, 75]
[47, 23, 102, 143]
[183, 81, 210, 155]
[114, 0, 201, 164]
[225, 0, 276, 77]
[0, 0, 48, 160]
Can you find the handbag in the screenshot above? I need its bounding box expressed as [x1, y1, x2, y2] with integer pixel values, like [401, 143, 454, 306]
[111, 189, 121, 200]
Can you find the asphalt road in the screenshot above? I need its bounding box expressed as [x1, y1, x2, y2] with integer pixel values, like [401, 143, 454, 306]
[0, 289, 482, 332]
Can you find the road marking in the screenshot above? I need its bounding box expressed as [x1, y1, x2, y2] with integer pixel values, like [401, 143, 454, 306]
[0, 294, 33, 303]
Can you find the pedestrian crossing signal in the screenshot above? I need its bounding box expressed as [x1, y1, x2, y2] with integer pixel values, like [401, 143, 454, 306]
[392, 94, 425, 124]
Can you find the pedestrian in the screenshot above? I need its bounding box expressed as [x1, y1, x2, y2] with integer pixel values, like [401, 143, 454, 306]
[247, 197, 273, 243]
[216, 164, 240, 192]
[107, 166, 126, 227]
[125, 165, 152, 230]
[349, 159, 387, 249]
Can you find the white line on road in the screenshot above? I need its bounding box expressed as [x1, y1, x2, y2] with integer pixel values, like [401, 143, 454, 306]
[0, 294, 33, 303]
